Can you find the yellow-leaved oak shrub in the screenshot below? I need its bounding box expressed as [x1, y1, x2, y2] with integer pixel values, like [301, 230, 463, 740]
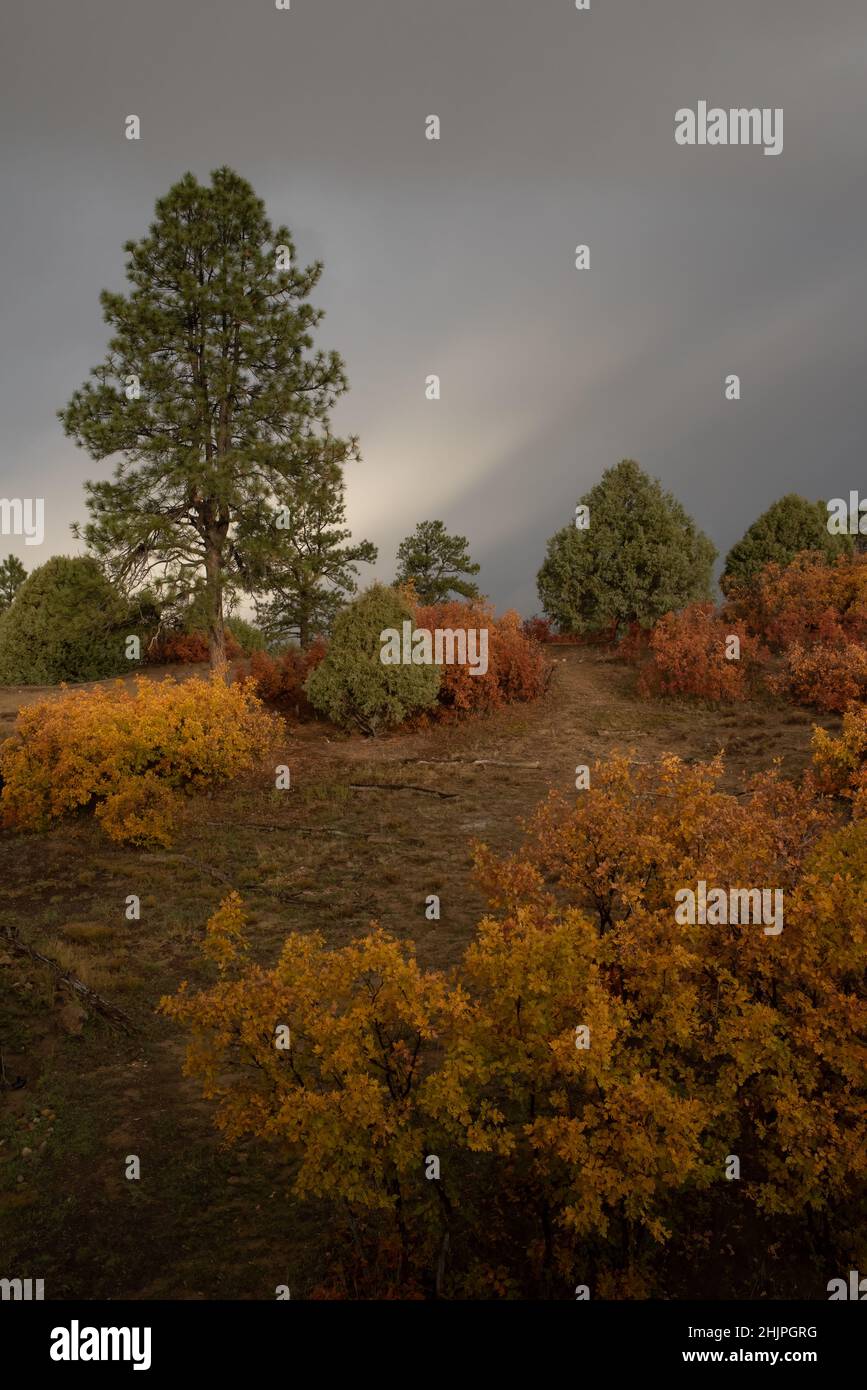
[0, 674, 282, 846]
[813, 701, 867, 815]
[757, 819, 867, 1214]
[161, 753, 867, 1298]
[161, 916, 467, 1297]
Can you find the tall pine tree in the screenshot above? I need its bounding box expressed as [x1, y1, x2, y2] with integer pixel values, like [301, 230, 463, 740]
[537, 460, 716, 636]
[60, 167, 359, 669]
[254, 461, 376, 647]
[394, 520, 480, 603]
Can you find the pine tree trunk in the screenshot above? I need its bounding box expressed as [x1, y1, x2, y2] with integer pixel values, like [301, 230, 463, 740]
[205, 539, 226, 675]
[299, 614, 309, 649]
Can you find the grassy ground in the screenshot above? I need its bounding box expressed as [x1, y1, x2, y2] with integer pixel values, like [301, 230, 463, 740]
[0, 649, 838, 1299]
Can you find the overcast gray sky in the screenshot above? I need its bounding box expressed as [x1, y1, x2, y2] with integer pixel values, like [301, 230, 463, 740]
[1, 0, 866, 614]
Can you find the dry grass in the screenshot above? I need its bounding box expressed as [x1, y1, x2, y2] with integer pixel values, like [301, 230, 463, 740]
[0, 648, 837, 1297]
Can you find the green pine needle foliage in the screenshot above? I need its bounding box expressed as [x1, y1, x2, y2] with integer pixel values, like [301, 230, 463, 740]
[721, 493, 853, 592]
[394, 520, 480, 604]
[537, 459, 716, 635]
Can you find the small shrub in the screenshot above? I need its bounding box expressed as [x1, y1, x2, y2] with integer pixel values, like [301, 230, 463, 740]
[238, 638, 327, 715]
[768, 640, 867, 713]
[521, 615, 552, 643]
[201, 890, 250, 971]
[412, 600, 547, 718]
[160, 910, 460, 1294]
[636, 602, 764, 702]
[0, 556, 138, 684]
[813, 702, 867, 813]
[305, 585, 440, 735]
[493, 609, 549, 705]
[726, 552, 867, 651]
[0, 674, 282, 844]
[148, 628, 243, 664]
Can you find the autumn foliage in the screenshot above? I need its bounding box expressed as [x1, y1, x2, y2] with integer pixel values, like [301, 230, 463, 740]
[148, 627, 245, 664]
[813, 702, 867, 815]
[726, 551, 867, 650]
[238, 595, 547, 730]
[767, 639, 867, 713]
[162, 749, 867, 1297]
[635, 602, 765, 702]
[236, 638, 327, 715]
[521, 614, 553, 644]
[412, 599, 548, 718]
[720, 552, 867, 712]
[632, 553, 867, 712]
[162, 911, 463, 1296]
[0, 675, 282, 846]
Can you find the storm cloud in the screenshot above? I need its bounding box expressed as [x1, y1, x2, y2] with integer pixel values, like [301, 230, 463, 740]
[1, 0, 865, 613]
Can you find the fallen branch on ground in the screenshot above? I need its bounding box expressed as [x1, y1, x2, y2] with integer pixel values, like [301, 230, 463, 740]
[201, 820, 358, 837]
[349, 782, 458, 799]
[1, 930, 134, 1033]
[409, 758, 541, 770]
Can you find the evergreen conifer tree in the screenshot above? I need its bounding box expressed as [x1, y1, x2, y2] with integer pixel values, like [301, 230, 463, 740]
[60, 167, 359, 670]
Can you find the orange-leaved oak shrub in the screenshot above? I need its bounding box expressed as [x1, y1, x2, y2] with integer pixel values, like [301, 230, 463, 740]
[616, 619, 652, 664]
[0, 674, 282, 846]
[716, 552, 867, 711]
[634, 602, 765, 702]
[720, 551, 867, 712]
[148, 627, 244, 664]
[725, 551, 867, 650]
[767, 639, 867, 713]
[198, 889, 251, 971]
[473, 751, 830, 925]
[636, 555, 867, 714]
[521, 614, 553, 643]
[412, 599, 548, 717]
[236, 638, 327, 715]
[162, 751, 867, 1297]
[424, 901, 707, 1293]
